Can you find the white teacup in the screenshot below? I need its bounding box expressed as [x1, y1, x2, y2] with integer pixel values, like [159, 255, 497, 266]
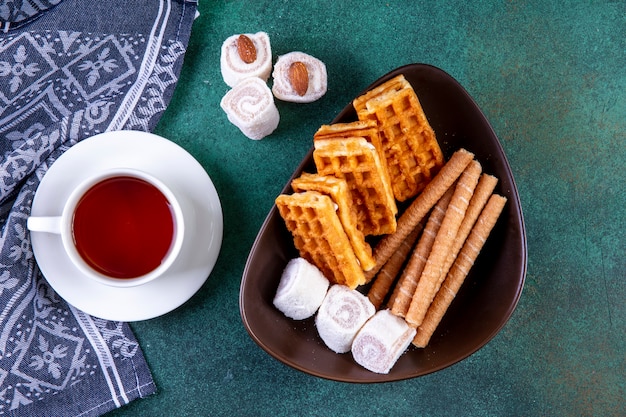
[27, 168, 186, 288]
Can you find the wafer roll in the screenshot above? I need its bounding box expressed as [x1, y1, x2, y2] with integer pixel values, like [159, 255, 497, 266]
[367, 223, 422, 309]
[316, 285, 376, 353]
[413, 194, 507, 347]
[351, 310, 416, 374]
[390, 187, 454, 317]
[365, 148, 474, 279]
[272, 51, 327, 103]
[220, 77, 280, 140]
[440, 173, 498, 277]
[405, 160, 482, 328]
[220, 32, 273, 87]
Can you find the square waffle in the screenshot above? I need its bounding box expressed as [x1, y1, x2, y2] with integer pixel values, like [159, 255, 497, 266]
[313, 137, 397, 236]
[313, 120, 393, 199]
[275, 191, 366, 289]
[291, 173, 375, 271]
[314, 120, 384, 158]
[353, 74, 444, 202]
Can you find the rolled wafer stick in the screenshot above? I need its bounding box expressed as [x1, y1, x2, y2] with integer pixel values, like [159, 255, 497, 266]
[413, 194, 507, 347]
[440, 173, 498, 277]
[404, 160, 482, 328]
[389, 187, 454, 317]
[367, 222, 423, 309]
[364, 148, 475, 280]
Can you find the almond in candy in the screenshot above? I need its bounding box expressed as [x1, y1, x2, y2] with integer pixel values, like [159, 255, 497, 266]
[289, 61, 309, 96]
[237, 34, 257, 64]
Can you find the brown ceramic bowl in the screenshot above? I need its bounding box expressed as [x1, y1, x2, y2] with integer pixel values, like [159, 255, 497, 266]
[240, 64, 527, 382]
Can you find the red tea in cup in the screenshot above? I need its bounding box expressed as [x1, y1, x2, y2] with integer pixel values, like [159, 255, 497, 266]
[71, 176, 175, 279]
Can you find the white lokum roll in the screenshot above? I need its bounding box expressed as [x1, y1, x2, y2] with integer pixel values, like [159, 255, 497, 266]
[272, 51, 327, 103]
[315, 285, 375, 353]
[220, 77, 280, 140]
[220, 32, 273, 87]
[351, 309, 416, 374]
[273, 258, 330, 320]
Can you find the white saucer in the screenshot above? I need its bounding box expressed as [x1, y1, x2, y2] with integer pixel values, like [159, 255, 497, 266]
[29, 131, 223, 321]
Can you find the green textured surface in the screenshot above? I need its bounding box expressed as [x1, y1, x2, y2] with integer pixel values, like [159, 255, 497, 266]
[110, 1, 625, 416]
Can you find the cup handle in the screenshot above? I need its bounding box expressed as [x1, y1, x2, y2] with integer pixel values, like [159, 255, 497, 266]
[27, 216, 63, 234]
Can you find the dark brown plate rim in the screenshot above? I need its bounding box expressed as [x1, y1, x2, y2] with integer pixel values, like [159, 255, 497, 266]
[240, 63, 527, 383]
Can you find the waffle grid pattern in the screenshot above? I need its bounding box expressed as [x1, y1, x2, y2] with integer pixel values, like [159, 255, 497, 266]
[314, 139, 397, 236]
[276, 191, 365, 288]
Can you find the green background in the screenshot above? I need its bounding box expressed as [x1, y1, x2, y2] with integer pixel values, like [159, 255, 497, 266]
[111, 1, 625, 416]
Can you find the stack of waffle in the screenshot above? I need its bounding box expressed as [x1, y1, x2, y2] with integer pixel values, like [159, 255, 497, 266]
[276, 75, 445, 289]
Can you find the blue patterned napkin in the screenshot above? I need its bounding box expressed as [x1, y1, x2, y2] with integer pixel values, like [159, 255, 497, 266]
[0, 0, 64, 32]
[0, 1, 197, 415]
